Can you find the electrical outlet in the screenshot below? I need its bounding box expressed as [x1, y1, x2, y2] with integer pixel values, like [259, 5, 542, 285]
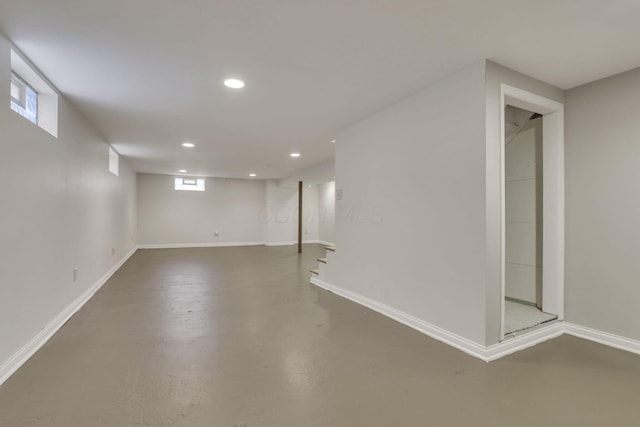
[214, 231, 219, 237]
[73, 269, 78, 282]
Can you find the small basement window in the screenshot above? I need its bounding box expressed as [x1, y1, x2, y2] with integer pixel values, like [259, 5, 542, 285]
[175, 177, 205, 191]
[109, 146, 119, 176]
[10, 72, 37, 124]
[9, 49, 58, 137]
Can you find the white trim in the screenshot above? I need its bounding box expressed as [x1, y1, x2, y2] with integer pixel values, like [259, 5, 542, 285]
[303, 240, 334, 246]
[0, 246, 138, 386]
[564, 323, 640, 357]
[541, 107, 565, 318]
[484, 323, 564, 361]
[138, 242, 266, 249]
[265, 242, 297, 247]
[311, 278, 640, 361]
[265, 240, 332, 247]
[500, 84, 565, 341]
[499, 86, 507, 339]
[310, 277, 563, 362]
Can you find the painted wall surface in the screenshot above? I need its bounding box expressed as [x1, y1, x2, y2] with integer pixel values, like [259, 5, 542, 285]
[325, 62, 488, 345]
[264, 179, 299, 245]
[485, 61, 564, 345]
[317, 181, 335, 245]
[137, 174, 266, 245]
[505, 117, 543, 305]
[265, 177, 335, 245]
[565, 68, 640, 341]
[263, 179, 328, 245]
[302, 184, 320, 242]
[291, 160, 335, 185]
[0, 36, 137, 367]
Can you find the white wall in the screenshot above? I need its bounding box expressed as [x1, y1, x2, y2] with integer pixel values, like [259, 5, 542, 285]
[137, 174, 266, 246]
[302, 184, 320, 242]
[292, 160, 335, 184]
[264, 179, 299, 245]
[565, 67, 640, 341]
[0, 35, 137, 371]
[484, 61, 564, 345]
[505, 117, 542, 305]
[317, 181, 335, 245]
[324, 61, 488, 345]
[264, 178, 333, 246]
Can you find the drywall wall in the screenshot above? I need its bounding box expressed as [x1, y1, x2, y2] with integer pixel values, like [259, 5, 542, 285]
[264, 179, 323, 245]
[505, 115, 542, 305]
[264, 179, 299, 245]
[291, 160, 335, 185]
[484, 61, 564, 345]
[317, 181, 335, 245]
[137, 174, 266, 246]
[565, 67, 640, 341]
[325, 61, 488, 345]
[302, 184, 320, 242]
[0, 35, 137, 371]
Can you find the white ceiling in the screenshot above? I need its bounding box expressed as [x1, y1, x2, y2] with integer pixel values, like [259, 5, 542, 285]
[1, 1, 639, 179]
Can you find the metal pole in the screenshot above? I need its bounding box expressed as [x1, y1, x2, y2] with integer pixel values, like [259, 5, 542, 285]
[298, 181, 303, 253]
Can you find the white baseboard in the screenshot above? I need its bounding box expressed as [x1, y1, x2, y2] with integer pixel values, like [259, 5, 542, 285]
[265, 240, 331, 247]
[265, 241, 296, 247]
[305, 240, 335, 246]
[310, 277, 639, 362]
[0, 246, 138, 386]
[483, 322, 565, 361]
[564, 323, 640, 356]
[4, 251, 638, 385]
[311, 277, 491, 361]
[138, 242, 266, 249]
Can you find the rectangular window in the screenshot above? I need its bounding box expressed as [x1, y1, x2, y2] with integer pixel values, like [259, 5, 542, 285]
[109, 146, 119, 176]
[10, 49, 58, 137]
[175, 177, 205, 191]
[10, 72, 37, 124]
[10, 74, 25, 106]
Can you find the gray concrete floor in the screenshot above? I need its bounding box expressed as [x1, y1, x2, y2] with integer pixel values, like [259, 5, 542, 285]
[1, 244, 640, 426]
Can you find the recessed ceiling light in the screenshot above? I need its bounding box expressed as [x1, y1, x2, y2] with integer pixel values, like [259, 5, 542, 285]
[182, 142, 195, 148]
[179, 169, 187, 173]
[290, 153, 301, 158]
[224, 78, 245, 89]
[330, 139, 336, 143]
[249, 173, 257, 177]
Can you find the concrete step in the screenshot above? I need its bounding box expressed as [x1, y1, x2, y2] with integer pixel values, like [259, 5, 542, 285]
[317, 258, 327, 264]
[310, 269, 319, 275]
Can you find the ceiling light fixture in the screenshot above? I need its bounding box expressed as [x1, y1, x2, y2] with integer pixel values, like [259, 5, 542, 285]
[182, 142, 195, 148]
[179, 169, 187, 173]
[290, 153, 301, 158]
[330, 139, 336, 143]
[224, 78, 245, 89]
[249, 173, 257, 177]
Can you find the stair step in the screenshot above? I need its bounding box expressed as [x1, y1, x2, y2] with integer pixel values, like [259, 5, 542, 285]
[325, 246, 335, 252]
[310, 269, 319, 275]
[317, 258, 327, 264]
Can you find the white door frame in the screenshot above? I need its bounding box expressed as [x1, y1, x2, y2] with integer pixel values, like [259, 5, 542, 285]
[500, 84, 565, 340]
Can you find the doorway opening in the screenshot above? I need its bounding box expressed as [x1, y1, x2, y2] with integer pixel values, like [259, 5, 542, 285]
[500, 85, 564, 340]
